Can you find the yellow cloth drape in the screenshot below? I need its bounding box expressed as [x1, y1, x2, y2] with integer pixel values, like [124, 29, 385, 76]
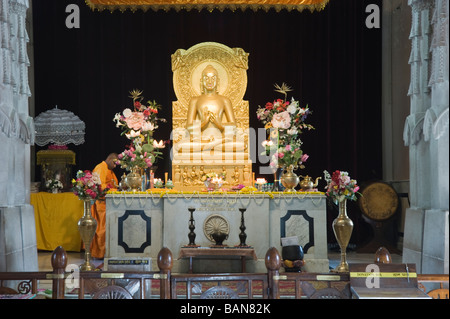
[86, 0, 330, 12]
[31, 192, 84, 252]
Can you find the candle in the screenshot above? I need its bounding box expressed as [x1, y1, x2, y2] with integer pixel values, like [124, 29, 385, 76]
[252, 173, 255, 186]
[150, 170, 154, 188]
[255, 178, 267, 192]
[256, 178, 267, 185]
[165, 172, 168, 184]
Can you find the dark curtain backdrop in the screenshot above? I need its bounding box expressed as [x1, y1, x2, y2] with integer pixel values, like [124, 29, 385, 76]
[32, 0, 382, 245]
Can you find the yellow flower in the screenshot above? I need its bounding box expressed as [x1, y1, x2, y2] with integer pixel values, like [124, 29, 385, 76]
[265, 122, 272, 129]
[270, 129, 278, 138]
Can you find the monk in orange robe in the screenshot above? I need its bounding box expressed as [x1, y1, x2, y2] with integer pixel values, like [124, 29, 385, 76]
[91, 153, 119, 259]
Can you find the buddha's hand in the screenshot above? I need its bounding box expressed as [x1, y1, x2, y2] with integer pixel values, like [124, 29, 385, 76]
[208, 111, 216, 123]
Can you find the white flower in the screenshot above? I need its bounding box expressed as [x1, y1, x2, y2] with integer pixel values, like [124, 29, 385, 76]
[153, 140, 165, 148]
[256, 108, 265, 119]
[287, 103, 297, 114]
[122, 108, 132, 118]
[287, 127, 298, 135]
[113, 113, 124, 128]
[287, 98, 299, 114]
[141, 121, 155, 132]
[125, 129, 141, 139]
[92, 172, 102, 185]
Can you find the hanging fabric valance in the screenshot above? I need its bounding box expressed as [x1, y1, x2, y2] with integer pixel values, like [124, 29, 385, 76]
[85, 0, 330, 12]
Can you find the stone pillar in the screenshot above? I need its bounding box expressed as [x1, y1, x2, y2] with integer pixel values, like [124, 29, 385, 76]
[403, 0, 449, 274]
[381, 0, 412, 248]
[0, 0, 37, 276]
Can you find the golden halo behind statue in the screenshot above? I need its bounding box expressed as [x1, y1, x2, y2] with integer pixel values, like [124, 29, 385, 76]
[172, 42, 248, 115]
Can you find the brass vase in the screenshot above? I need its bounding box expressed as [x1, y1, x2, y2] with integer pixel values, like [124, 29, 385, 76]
[280, 165, 299, 192]
[126, 166, 142, 191]
[78, 200, 97, 271]
[332, 199, 353, 272]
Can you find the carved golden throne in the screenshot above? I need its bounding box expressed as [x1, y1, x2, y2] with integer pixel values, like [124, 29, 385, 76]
[171, 42, 252, 191]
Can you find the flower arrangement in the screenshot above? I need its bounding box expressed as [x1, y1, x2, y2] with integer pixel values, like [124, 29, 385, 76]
[201, 171, 226, 183]
[323, 170, 360, 204]
[257, 83, 314, 170]
[113, 89, 166, 170]
[46, 178, 63, 192]
[71, 170, 109, 201]
[201, 172, 226, 191]
[113, 89, 165, 145]
[116, 141, 165, 171]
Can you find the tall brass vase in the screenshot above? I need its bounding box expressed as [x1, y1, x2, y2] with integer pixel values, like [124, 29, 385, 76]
[78, 200, 97, 271]
[332, 199, 353, 272]
[280, 165, 299, 192]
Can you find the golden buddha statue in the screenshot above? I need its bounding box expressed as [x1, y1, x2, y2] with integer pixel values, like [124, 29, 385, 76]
[171, 42, 252, 190]
[177, 65, 245, 154]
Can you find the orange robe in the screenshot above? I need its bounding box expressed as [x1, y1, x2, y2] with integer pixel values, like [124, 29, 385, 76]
[90, 161, 118, 259]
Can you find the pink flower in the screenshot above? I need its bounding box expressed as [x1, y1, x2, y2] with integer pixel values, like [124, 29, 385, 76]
[271, 111, 291, 129]
[285, 145, 292, 151]
[124, 112, 145, 130]
[300, 154, 309, 163]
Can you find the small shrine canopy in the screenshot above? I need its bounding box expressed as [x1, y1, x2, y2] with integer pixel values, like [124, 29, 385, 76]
[34, 106, 85, 146]
[85, 0, 330, 12]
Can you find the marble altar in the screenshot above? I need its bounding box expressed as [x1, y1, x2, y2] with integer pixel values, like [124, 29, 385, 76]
[105, 191, 329, 273]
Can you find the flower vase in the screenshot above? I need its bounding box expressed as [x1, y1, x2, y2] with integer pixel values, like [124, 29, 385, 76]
[332, 199, 353, 272]
[126, 166, 142, 191]
[78, 200, 97, 271]
[280, 165, 299, 192]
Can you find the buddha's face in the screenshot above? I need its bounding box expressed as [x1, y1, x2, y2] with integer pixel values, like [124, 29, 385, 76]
[201, 65, 218, 92]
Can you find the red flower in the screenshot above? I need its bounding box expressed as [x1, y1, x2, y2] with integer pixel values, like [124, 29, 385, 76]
[265, 102, 273, 110]
[134, 101, 141, 108]
[331, 170, 341, 184]
[143, 109, 150, 116]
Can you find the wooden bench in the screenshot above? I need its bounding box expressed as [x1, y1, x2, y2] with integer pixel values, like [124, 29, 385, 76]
[0, 246, 173, 299]
[418, 274, 449, 299]
[2, 245, 447, 299]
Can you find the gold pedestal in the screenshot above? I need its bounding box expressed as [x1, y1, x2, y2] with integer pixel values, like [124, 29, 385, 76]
[78, 200, 97, 271]
[332, 199, 353, 272]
